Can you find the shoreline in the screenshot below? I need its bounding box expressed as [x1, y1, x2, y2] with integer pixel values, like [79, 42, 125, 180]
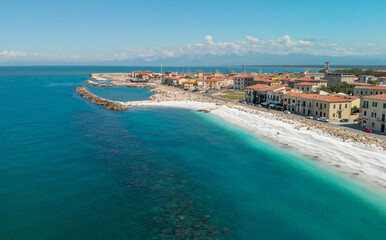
[131, 100, 386, 191]
[77, 77, 386, 192]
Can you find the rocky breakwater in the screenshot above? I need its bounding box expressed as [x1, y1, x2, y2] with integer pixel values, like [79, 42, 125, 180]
[76, 86, 128, 111]
[86, 80, 113, 87]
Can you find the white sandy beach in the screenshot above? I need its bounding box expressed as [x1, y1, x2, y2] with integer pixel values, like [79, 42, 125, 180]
[127, 100, 386, 190]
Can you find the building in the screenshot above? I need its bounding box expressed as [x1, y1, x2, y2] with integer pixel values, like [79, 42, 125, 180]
[197, 78, 224, 90]
[360, 94, 386, 133]
[353, 85, 386, 96]
[253, 78, 282, 87]
[325, 73, 357, 87]
[377, 76, 386, 86]
[358, 75, 376, 83]
[245, 84, 287, 105]
[233, 74, 255, 90]
[294, 82, 318, 94]
[282, 92, 359, 120]
[303, 69, 325, 80]
[348, 82, 373, 89]
[163, 77, 187, 86]
[182, 80, 196, 90]
[287, 77, 327, 88]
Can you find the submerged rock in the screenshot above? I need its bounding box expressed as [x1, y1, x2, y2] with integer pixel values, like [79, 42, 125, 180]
[197, 109, 210, 113]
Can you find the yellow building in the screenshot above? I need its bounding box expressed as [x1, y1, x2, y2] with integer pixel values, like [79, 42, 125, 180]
[360, 94, 386, 133]
[283, 92, 359, 120]
[182, 80, 196, 90]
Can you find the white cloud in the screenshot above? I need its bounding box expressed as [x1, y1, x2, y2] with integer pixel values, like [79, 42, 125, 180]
[120, 35, 386, 60]
[0, 50, 80, 61]
[0, 50, 28, 57]
[205, 35, 214, 45]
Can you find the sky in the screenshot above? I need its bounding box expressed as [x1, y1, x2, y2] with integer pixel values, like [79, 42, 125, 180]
[0, 0, 386, 64]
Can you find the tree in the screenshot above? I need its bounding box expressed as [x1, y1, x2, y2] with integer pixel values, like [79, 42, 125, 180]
[351, 106, 359, 114]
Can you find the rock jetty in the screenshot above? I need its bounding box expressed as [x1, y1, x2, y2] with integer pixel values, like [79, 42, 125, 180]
[76, 86, 128, 111]
[86, 80, 113, 87]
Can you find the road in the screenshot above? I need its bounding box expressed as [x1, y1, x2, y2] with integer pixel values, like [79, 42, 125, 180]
[203, 89, 386, 139]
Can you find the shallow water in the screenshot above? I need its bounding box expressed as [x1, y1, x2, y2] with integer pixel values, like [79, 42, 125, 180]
[1, 67, 385, 240]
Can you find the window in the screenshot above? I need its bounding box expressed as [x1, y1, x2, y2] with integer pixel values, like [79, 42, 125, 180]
[323, 113, 326, 117]
[364, 111, 367, 116]
[383, 103, 386, 108]
[339, 104, 342, 110]
[316, 103, 318, 107]
[372, 102, 378, 107]
[382, 114, 385, 122]
[324, 104, 327, 108]
[333, 113, 335, 117]
[333, 104, 336, 109]
[345, 104, 347, 108]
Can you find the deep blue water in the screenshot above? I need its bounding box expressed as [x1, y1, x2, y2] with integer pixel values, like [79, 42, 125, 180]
[1, 67, 386, 240]
[0, 65, 323, 75]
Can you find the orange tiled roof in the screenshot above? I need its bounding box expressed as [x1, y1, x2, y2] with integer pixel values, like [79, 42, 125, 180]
[183, 80, 196, 84]
[284, 92, 353, 102]
[234, 73, 252, 78]
[371, 86, 386, 90]
[199, 78, 223, 82]
[363, 94, 386, 100]
[349, 82, 373, 86]
[294, 82, 315, 86]
[246, 84, 286, 92]
[254, 78, 278, 83]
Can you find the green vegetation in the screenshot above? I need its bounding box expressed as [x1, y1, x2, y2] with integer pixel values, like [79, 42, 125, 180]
[351, 106, 360, 114]
[368, 80, 380, 85]
[319, 82, 353, 95]
[220, 90, 245, 100]
[320, 68, 386, 77]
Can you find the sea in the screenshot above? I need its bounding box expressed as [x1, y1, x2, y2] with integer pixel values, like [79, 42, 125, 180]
[0, 66, 385, 240]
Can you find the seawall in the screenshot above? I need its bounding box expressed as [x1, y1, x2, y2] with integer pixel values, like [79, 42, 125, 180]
[86, 80, 113, 87]
[76, 86, 128, 111]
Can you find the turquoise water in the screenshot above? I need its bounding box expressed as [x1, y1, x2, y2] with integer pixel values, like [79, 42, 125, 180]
[88, 86, 154, 102]
[1, 67, 386, 239]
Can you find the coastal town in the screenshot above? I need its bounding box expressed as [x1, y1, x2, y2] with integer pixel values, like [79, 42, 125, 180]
[90, 61, 386, 135]
[82, 65, 386, 191]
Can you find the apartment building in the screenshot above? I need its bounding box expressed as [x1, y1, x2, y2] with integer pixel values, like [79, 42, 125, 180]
[294, 82, 318, 94]
[354, 85, 386, 96]
[233, 74, 255, 90]
[325, 73, 357, 87]
[282, 93, 359, 120]
[360, 95, 386, 133]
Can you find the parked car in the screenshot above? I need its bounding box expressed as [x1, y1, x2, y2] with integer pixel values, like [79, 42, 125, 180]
[340, 118, 349, 122]
[283, 110, 291, 114]
[353, 118, 360, 122]
[319, 117, 329, 122]
[363, 128, 373, 133]
[313, 116, 320, 121]
[306, 115, 313, 119]
[256, 104, 262, 107]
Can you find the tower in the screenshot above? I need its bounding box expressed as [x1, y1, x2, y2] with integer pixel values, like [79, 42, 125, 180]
[324, 61, 330, 73]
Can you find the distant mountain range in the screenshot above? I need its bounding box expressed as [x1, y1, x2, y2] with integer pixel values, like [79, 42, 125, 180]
[2, 53, 386, 67]
[101, 53, 386, 67]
